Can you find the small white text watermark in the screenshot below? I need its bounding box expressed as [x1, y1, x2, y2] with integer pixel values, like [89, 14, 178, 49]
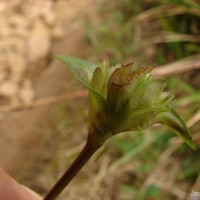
[191, 191, 200, 196]
[189, 191, 200, 200]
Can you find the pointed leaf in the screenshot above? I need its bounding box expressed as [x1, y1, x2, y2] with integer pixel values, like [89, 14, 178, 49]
[90, 67, 105, 94]
[56, 55, 97, 86]
[57, 55, 107, 114]
[157, 106, 196, 150]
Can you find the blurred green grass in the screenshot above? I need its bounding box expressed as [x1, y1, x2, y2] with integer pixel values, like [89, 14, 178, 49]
[86, 0, 200, 66]
[55, 0, 200, 199]
[85, 1, 200, 199]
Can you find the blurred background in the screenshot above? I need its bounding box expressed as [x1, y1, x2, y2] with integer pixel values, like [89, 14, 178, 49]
[0, 0, 200, 199]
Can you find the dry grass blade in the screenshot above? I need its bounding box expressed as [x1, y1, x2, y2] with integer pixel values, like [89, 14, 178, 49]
[140, 144, 182, 196]
[148, 33, 200, 44]
[64, 143, 85, 158]
[132, 5, 200, 23]
[108, 131, 160, 173]
[152, 178, 187, 199]
[152, 53, 200, 77]
[187, 110, 200, 128]
[140, 114, 199, 199]
[89, 156, 111, 198]
[0, 90, 87, 113]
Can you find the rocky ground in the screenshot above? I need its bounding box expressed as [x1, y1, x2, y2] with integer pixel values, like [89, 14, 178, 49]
[0, 0, 101, 199]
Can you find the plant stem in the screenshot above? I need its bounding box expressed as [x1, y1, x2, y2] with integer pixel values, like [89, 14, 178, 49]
[43, 136, 101, 200]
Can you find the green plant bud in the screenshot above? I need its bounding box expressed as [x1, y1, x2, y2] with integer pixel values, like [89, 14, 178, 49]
[57, 55, 195, 150]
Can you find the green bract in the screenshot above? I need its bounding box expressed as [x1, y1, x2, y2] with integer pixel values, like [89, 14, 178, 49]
[57, 55, 195, 150]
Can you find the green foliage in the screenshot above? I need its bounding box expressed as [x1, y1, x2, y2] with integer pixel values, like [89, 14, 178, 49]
[56, 55, 97, 89]
[57, 55, 195, 150]
[86, 0, 200, 65]
[146, 184, 162, 197]
[78, 1, 199, 199]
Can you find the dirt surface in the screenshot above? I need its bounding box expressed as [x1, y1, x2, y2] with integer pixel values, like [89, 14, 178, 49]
[0, 0, 101, 197]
